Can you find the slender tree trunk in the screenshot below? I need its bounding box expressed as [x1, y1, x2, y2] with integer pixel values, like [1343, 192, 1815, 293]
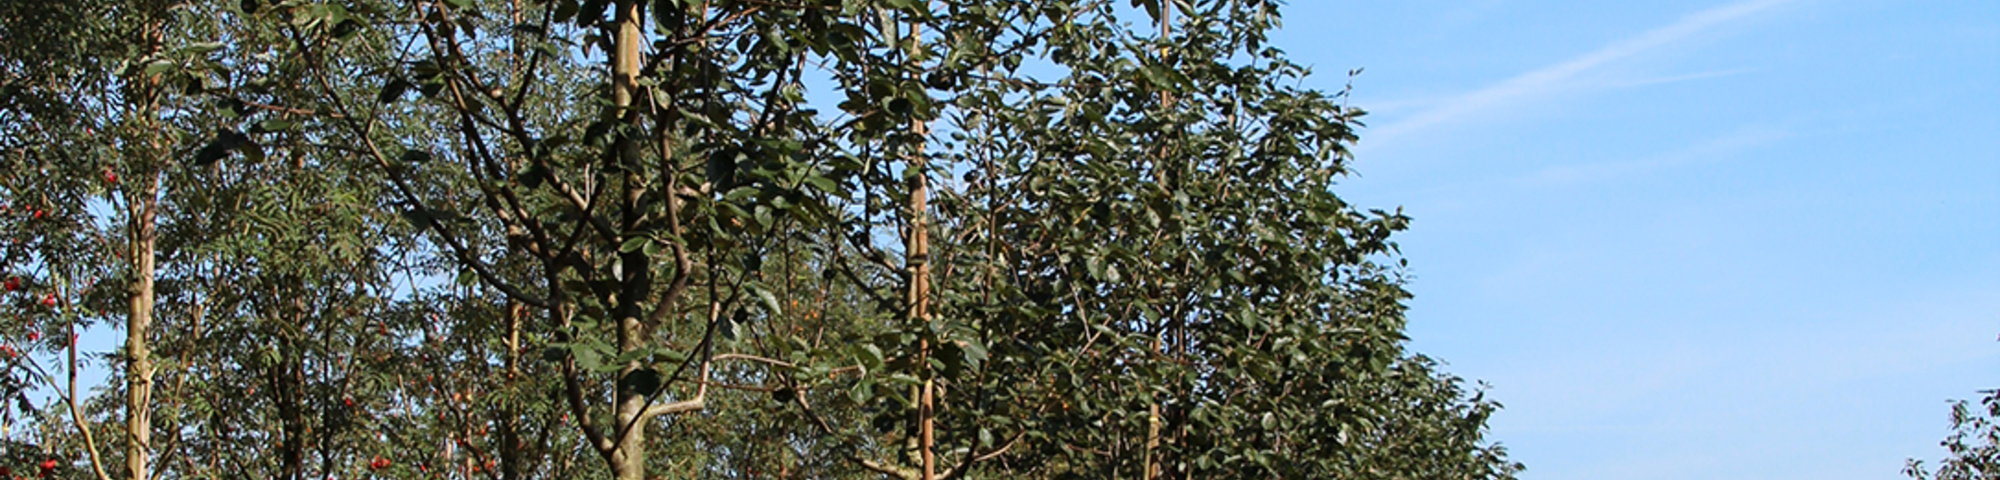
[274, 346, 305, 480]
[1143, 8, 1176, 479]
[501, 302, 524, 480]
[124, 174, 157, 480]
[901, 17, 937, 480]
[608, 2, 650, 480]
[124, 15, 167, 480]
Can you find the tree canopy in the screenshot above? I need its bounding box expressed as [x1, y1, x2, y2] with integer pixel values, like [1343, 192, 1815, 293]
[0, 0, 1520, 479]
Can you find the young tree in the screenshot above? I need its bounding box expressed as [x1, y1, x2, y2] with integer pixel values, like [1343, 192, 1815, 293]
[1, 2, 201, 478]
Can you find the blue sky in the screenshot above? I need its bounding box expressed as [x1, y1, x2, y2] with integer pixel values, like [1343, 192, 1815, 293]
[1273, 1, 2000, 479]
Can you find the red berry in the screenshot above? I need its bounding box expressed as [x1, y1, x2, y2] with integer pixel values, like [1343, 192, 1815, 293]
[342, 397, 354, 407]
[104, 169, 117, 184]
[26, 331, 38, 341]
[41, 294, 56, 307]
[3, 277, 18, 291]
[31, 209, 43, 220]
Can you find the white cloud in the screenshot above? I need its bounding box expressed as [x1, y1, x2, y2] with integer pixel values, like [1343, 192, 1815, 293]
[1507, 123, 1790, 188]
[1367, 0, 1797, 147]
[1601, 67, 1758, 89]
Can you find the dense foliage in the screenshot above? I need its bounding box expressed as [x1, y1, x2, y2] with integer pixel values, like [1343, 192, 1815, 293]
[0, 0, 1520, 479]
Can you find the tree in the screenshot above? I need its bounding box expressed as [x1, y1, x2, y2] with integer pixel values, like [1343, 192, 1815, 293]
[0, 2, 203, 478]
[1907, 390, 2000, 480]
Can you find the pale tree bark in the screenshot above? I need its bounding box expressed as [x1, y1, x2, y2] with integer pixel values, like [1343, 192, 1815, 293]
[1144, 7, 1175, 480]
[608, 2, 658, 479]
[123, 162, 158, 480]
[901, 15, 937, 480]
[123, 14, 167, 480]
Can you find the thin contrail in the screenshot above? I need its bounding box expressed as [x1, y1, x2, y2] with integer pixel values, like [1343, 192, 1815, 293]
[1368, 0, 1795, 146]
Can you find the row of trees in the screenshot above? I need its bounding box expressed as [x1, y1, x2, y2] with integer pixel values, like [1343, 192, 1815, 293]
[0, 0, 1521, 478]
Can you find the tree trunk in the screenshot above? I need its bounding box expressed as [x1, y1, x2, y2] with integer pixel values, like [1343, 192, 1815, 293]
[609, 2, 649, 480]
[501, 302, 524, 480]
[1143, 9, 1174, 479]
[124, 176, 157, 480]
[902, 17, 936, 480]
[123, 15, 167, 480]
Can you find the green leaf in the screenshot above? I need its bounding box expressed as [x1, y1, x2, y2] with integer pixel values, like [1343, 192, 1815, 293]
[754, 286, 781, 316]
[186, 41, 226, 55]
[620, 367, 663, 394]
[959, 339, 988, 371]
[855, 343, 884, 371]
[619, 235, 650, 253]
[611, 348, 653, 366]
[141, 60, 177, 78]
[541, 345, 567, 363]
[257, 118, 295, 132]
[652, 347, 687, 364]
[522, 164, 549, 189]
[573, 344, 604, 371]
[240, 140, 267, 164]
[553, 0, 579, 23]
[192, 142, 230, 166]
[850, 377, 874, 405]
[377, 77, 411, 104]
[717, 315, 738, 341]
[1131, 0, 1162, 22]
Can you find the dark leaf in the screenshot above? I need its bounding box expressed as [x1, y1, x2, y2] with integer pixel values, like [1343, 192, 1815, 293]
[620, 368, 663, 395]
[377, 77, 411, 104]
[400, 149, 433, 163]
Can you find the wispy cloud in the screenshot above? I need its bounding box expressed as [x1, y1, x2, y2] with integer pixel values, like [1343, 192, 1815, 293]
[1507, 123, 1790, 188]
[1602, 67, 1758, 89]
[1368, 0, 1796, 146]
